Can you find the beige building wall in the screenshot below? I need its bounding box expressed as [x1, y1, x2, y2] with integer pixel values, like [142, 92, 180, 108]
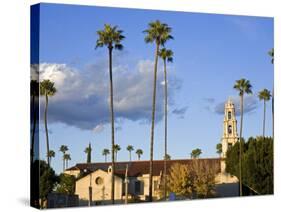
[75, 169, 123, 205]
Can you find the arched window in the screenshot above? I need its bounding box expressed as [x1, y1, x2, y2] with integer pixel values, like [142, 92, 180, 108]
[228, 111, 231, 119]
[228, 125, 232, 134]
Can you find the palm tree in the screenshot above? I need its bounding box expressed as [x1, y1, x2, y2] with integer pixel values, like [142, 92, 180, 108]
[113, 144, 121, 161]
[136, 149, 143, 160]
[234, 78, 253, 196]
[126, 145, 134, 161]
[59, 145, 68, 172]
[190, 148, 202, 159]
[40, 79, 57, 166]
[47, 150, 55, 166]
[102, 149, 110, 162]
[30, 80, 39, 164]
[84, 143, 92, 163]
[96, 24, 125, 204]
[159, 48, 173, 200]
[64, 154, 71, 169]
[143, 20, 173, 202]
[258, 89, 271, 137]
[268, 48, 274, 139]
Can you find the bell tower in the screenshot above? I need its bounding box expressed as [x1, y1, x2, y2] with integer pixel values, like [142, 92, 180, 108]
[221, 98, 238, 158]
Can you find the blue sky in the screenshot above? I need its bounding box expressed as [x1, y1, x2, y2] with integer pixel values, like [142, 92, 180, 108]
[34, 3, 273, 174]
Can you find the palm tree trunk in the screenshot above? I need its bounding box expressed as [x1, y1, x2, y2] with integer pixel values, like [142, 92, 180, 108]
[149, 43, 160, 202]
[163, 59, 168, 200]
[239, 95, 244, 196]
[129, 152, 131, 161]
[31, 94, 36, 164]
[105, 155, 107, 162]
[263, 100, 266, 137]
[63, 157, 65, 172]
[108, 47, 115, 204]
[44, 94, 50, 166]
[138, 155, 140, 160]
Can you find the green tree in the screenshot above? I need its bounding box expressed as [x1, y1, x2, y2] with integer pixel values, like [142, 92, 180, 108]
[216, 143, 222, 157]
[64, 153, 71, 169]
[113, 144, 121, 161]
[96, 24, 125, 204]
[39, 160, 57, 208]
[226, 137, 273, 195]
[102, 148, 110, 162]
[59, 145, 68, 172]
[268, 48, 274, 139]
[55, 173, 76, 195]
[40, 79, 57, 166]
[136, 149, 143, 160]
[84, 143, 92, 163]
[143, 20, 173, 202]
[126, 145, 134, 161]
[234, 78, 252, 196]
[258, 89, 271, 137]
[191, 148, 202, 159]
[47, 150, 55, 166]
[159, 48, 173, 200]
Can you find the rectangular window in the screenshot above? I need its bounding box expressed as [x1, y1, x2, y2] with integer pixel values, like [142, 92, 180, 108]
[135, 181, 140, 193]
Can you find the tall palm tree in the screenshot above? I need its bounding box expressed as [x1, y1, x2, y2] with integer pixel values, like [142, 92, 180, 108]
[143, 20, 173, 202]
[47, 150, 55, 166]
[59, 145, 68, 172]
[126, 145, 134, 161]
[268, 48, 274, 139]
[258, 89, 271, 137]
[84, 143, 92, 163]
[102, 149, 110, 162]
[159, 48, 173, 200]
[30, 80, 39, 164]
[234, 78, 253, 196]
[136, 149, 143, 160]
[96, 24, 125, 204]
[190, 148, 202, 159]
[113, 144, 121, 161]
[40, 79, 56, 166]
[64, 154, 71, 169]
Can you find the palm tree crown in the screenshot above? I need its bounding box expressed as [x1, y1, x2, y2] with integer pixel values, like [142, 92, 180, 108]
[59, 145, 68, 154]
[233, 78, 253, 97]
[136, 149, 143, 160]
[258, 89, 271, 101]
[47, 150, 55, 158]
[96, 24, 125, 50]
[40, 79, 57, 96]
[159, 48, 173, 63]
[143, 20, 173, 46]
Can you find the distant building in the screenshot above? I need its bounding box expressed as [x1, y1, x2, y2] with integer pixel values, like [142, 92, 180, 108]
[65, 159, 221, 205]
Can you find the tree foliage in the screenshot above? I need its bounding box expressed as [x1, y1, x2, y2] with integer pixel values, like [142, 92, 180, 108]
[166, 161, 216, 199]
[39, 160, 58, 208]
[225, 137, 273, 194]
[55, 174, 76, 195]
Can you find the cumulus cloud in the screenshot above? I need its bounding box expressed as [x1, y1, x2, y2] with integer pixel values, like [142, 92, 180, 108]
[38, 60, 180, 130]
[214, 96, 258, 116]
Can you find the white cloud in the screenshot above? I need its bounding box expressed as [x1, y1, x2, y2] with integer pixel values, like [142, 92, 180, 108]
[38, 59, 180, 130]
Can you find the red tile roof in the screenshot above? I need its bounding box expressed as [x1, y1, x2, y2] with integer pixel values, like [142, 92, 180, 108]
[66, 158, 221, 177]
